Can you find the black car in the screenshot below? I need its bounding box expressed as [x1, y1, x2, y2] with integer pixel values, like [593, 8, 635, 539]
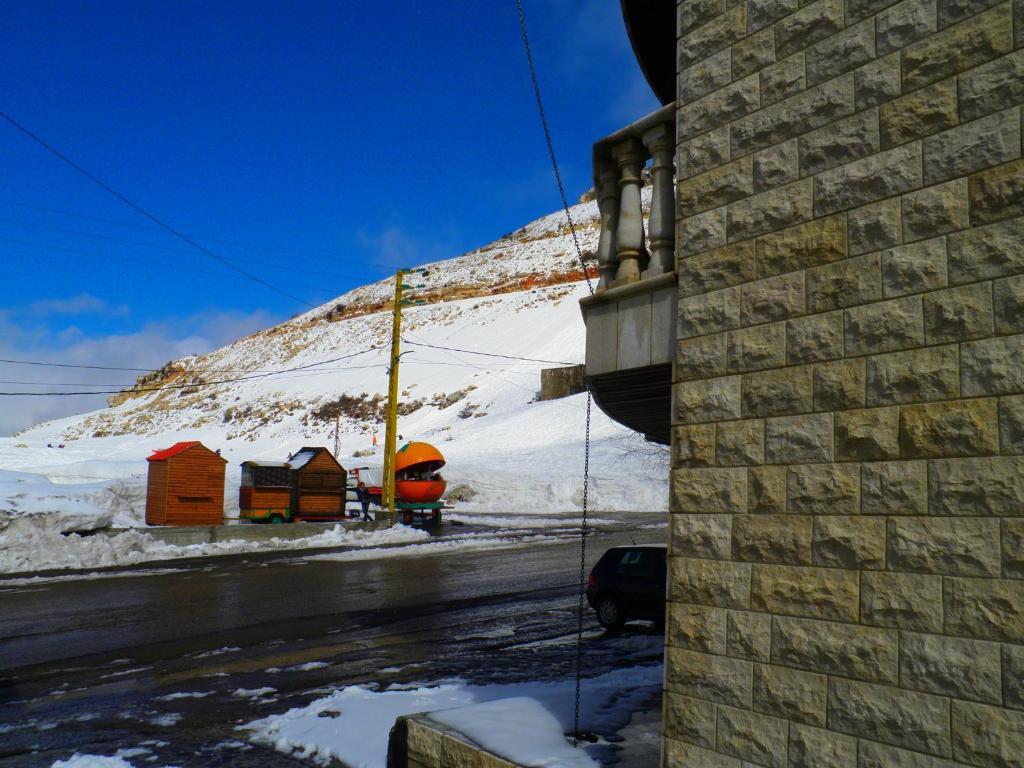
[586, 544, 667, 630]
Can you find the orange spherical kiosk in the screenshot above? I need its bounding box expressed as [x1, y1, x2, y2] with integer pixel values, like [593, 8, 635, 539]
[393, 441, 446, 504]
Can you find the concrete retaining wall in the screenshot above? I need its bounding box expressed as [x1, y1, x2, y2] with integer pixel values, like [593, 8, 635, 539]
[387, 714, 519, 768]
[104, 519, 388, 546]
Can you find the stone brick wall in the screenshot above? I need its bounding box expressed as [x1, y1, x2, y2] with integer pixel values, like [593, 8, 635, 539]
[668, 0, 1024, 763]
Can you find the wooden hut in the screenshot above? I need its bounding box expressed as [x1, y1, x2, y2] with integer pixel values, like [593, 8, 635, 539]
[239, 461, 292, 523]
[145, 441, 227, 526]
[287, 447, 347, 520]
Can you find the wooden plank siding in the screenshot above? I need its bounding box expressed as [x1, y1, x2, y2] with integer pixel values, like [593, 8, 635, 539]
[146, 443, 226, 526]
[145, 461, 168, 525]
[294, 448, 346, 518]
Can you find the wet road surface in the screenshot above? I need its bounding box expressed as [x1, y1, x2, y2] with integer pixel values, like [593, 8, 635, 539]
[0, 515, 666, 766]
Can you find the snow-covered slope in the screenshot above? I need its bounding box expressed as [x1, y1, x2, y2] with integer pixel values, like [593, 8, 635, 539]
[2, 191, 667, 530]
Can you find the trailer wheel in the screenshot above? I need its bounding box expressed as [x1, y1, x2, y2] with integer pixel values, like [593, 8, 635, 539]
[268, 514, 285, 525]
[402, 512, 413, 525]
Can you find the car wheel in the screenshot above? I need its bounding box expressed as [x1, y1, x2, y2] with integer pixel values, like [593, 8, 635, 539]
[596, 595, 624, 630]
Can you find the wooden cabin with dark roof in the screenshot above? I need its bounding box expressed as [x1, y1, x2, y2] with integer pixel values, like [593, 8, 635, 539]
[287, 446, 347, 520]
[145, 441, 227, 526]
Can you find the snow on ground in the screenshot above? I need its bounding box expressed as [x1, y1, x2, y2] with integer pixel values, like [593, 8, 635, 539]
[50, 755, 135, 768]
[242, 664, 663, 768]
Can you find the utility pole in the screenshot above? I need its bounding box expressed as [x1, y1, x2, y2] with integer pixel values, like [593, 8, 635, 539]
[333, 414, 340, 458]
[381, 268, 428, 525]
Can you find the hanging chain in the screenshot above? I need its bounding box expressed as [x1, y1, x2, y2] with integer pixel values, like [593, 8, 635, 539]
[515, 0, 594, 295]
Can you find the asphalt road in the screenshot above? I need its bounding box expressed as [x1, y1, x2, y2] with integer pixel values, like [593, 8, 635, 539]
[0, 516, 666, 766]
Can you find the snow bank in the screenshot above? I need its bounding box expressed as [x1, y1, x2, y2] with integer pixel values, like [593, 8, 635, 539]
[242, 664, 663, 768]
[50, 756, 134, 768]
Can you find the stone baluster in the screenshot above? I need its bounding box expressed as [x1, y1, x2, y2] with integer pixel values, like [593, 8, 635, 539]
[595, 161, 620, 292]
[611, 139, 647, 286]
[642, 123, 675, 278]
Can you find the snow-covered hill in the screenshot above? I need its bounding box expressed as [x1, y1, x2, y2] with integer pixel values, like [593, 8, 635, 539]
[1, 190, 667, 559]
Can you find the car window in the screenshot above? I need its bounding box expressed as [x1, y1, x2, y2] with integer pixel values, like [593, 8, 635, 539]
[617, 549, 648, 572]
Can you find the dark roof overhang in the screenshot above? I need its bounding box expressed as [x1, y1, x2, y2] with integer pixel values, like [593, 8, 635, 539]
[620, 0, 676, 106]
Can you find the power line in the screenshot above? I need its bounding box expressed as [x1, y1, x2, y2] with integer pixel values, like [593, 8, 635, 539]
[402, 338, 576, 366]
[0, 112, 317, 308]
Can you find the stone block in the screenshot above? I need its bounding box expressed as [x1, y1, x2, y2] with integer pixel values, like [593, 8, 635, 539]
[716, 418, 765, 465]
[726, 324, 785, 374]
[679, 207, 727, 257]
[1005, 519, 1024, 578]
[751, 563, 859, 621]
[969, 157, 1024, 226]
[668, 602, 728, 653]
[835, 406, 900, 460]
[753, 663, 827, 726]
[807, 253, 883, 312]
[676, 377, 743, 424]
[748, 0, 799, 30]
[732, 76, 855, 156]
[664, 739, 742, 768]
[678, 6, 747, 70]
[901, 178, 970, 242]
[944, 576, 1024, 641]
[726, 609, 771, 661]
[923, 107, 1021, 185]
[952, 700, 1024, 768]
[787, 463, 860, 514]
[678, 334, 727, 382]
[959, 48, 1024, 122]
[861, 571, 943, 631]
[672, 514, 733, 560]
[742, 365, 814, 416]
[799, 109, 880, 176]
[807, 19, 875, 85]
[812, 516, 885, 569]
[679, 75, 761, 140]
[814, 358, 866, 410]
[901, 3, 1013, 91]
[671, 556, 752, 608]
[877, 0, 938, 55]
[678, 157, 755, 219]
[755, 214, 846, 277]
[664, 693, 716, 750]
[849, 0, 904, 18]
[948, 217, 1024, 285]
[731, 514, 813, 564]
[679, 127, 732, 180]
[888, 516, 1001, 576]
[849, 198, 902, 256]
[774, 0, 844, 58]
[679, 286, 741, 339]
[760, 52, 806, 106]
[939, 0, 1005, 27]
[680, 49, 733, 104]
[727, 179, 813, 242]
[928, 455, 1024, 515]
[866, 344, 959, 406]
[732, 28, 775, 78]
[665, 647, 752, 707]
[827, 677, 950, 756]
[880, 78, 959, 148]
[900, 398, 1000, 458]
[772, 615, 898, 682]
[679, 241, 757, 298]
[765, 413, 833, 463]
[814, 142, 923, 216]
[845, 296, 924, 356]
[747, 465, 787, 513]
[786, 311, 843, 364]
[675, 424, 717, 468]
[862, 459, 929, 515]
[923, 282, 995, 343]
[788, 723, 856, 768]
[752, 139, 798, 192]
[962, 335, 1024, 396]
[1000, 393, 1024, 453]
[672, 467, 748, 513]
[716, 705, 787, 767]
[900, 630, 1002, 703]
[741, 272, 805, 325]
[857, 741, 965, 768]
[880, 238, 949, 298]
[855, 53, 902, 110]
[995, 275, 1024, 335]
[678, 0, 726, 36]
[1004, 643, 1024, 708]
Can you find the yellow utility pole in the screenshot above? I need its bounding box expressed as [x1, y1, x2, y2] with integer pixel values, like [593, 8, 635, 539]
[381, 270, 406, 524]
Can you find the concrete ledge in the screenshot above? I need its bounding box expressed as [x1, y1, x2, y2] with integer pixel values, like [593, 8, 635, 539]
[388, 714, 520, 768]
[102, 519, 389, 546]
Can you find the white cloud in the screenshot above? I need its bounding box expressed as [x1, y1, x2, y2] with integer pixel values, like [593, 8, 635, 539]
[28, 293, 130, 318]
[0, 308, 281, 436]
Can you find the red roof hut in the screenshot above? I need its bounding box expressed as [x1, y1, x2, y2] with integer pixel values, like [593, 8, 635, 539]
[145, 441, 227, 526]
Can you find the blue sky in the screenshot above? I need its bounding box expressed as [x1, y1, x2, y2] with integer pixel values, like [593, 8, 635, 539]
[0, 0, 656, 434]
